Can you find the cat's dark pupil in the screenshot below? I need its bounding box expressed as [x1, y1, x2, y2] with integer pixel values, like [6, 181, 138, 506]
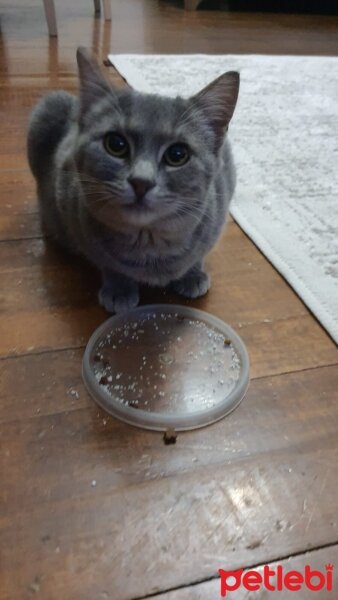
[166, 144, 188, 164]
[106, 133, 128, 155]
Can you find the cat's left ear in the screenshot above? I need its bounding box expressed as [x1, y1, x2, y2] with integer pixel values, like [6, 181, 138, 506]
[191, 71, 240, 140]
[76, 47, 114, 117]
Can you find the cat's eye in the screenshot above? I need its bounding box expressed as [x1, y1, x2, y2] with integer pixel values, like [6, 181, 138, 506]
[163, 143, 190, 167]
[104, 132, 129, 158]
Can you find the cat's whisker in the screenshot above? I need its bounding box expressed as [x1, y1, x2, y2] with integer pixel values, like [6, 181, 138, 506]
[81, 192, 120, 205]
[59, 167, 124, 191]
[66, 175, 124, 194]
[174, 201, 218, 224]
[174, 204, 215, 225]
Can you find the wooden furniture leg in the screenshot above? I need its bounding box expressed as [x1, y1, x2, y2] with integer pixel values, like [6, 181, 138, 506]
[102, 0, 112, 20]
[42, 0, 57, 36]
[184, 0, 203, 10]
[93, 0, 101, 14]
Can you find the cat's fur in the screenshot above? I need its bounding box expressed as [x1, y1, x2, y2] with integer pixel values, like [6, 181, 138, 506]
[27, 48, 239, 312]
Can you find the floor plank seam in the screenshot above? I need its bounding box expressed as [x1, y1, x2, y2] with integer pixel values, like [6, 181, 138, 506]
[0, 168, 30, 173]
[0, 343, 85, 362]
[0, 235, 42, 244]
[134, 540, 338, 599]
[253, 360, 338, 381]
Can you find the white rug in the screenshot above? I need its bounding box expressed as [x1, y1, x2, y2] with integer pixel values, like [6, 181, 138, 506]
[108, 54, 338, 344]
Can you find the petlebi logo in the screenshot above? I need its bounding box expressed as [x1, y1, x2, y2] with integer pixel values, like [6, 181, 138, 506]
[218, 563, 334, 596]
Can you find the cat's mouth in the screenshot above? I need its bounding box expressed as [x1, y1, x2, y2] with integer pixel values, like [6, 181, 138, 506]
[119, 200, 159, 227]
[127, 202, 150, 211]
[122, 200, 153, 214]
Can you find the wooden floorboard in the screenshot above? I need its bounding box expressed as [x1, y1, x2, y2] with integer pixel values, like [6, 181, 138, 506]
[1, 1, 337, 599]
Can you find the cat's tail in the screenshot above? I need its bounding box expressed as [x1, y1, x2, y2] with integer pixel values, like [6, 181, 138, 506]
[27, 91, 76, 179]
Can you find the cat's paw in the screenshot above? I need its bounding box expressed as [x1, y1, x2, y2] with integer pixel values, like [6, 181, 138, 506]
[171, 270, 210, 299]
[98, 285, 140, 313]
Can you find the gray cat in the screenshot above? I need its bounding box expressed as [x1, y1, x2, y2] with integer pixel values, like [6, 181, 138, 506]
[27, 48, 239, 313]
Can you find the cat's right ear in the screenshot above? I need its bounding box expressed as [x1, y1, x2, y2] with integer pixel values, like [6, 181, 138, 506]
[76, 47, 113, 118]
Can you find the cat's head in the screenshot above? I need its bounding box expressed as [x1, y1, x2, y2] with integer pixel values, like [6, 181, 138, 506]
[74, 47, 239, 229]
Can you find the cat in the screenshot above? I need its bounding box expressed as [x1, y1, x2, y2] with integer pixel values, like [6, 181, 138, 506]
[27, 47, 239, 313]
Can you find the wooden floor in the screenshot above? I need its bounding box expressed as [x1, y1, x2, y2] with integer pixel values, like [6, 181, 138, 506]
[1, 1, 337, 598]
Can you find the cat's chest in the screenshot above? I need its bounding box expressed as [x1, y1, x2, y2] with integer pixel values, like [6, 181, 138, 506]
[95, 227, 181, 268]
[110, 227, 176, 257]
[132, 228, 174, 254]
[86, 221, 202, 285]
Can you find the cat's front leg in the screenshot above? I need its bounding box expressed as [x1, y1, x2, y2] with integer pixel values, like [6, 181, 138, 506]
[170, 263, 210, 299]
[99, 269, 139, 313]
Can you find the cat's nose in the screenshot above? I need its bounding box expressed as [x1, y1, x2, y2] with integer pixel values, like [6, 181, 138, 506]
[128, 177, 155, 201]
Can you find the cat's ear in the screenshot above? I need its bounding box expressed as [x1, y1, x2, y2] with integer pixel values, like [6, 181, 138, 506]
[76, 47, 113, 116]
[191, 71, 240, 140]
